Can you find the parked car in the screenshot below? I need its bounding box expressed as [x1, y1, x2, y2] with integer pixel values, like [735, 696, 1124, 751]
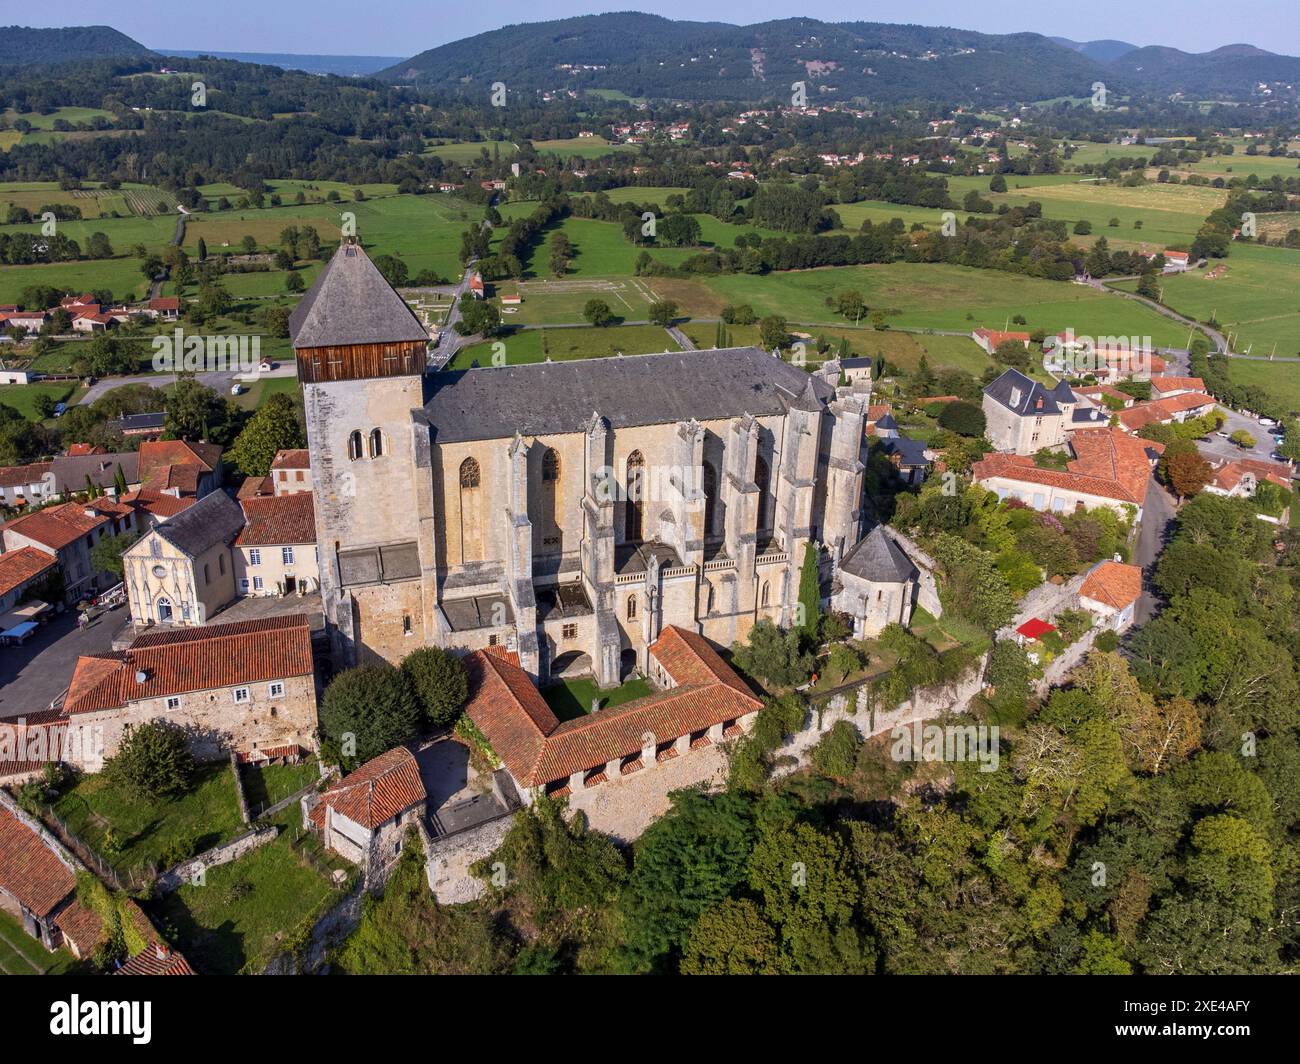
[1259, 417, 1277, 427]
[53, 402, 66, 417]
[1215, 431, 1229, 438]
[230, 383, 243, 396]
[1271, 452, 1287, 462]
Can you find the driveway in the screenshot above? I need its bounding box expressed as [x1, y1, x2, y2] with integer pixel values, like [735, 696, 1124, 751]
[1133, 478, 1177, 625]
[0, 606, 130, 719]
[1197, 407, 1288, 466]
[78, 363, 298, 406]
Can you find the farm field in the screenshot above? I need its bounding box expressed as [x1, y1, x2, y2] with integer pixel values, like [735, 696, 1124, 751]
[533, 136, 637, 158]
[495, 274, 663, 325]
[1, 106, 116, 130]
[446, 323, 681, 370]
[423, 139, 516, 163]
[0, 257, 153, 304]
[1219, 357, 1300, 418]
[0, 180, 170, 220]
[1111, 243, 1300, 356]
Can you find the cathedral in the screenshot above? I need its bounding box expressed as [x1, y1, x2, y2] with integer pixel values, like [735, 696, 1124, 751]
[290, 241, 879, 686]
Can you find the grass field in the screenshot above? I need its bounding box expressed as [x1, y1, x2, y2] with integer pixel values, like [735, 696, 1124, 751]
[1112, 243, 1300, 356]
[541, 675, 653, 722]
[149, 807, 350, 975]
[533, 136, 636, 159]
[52, 763, 247, 878]
[0, 256, 153, 304]
[230, 374, 302, 411]
[423, 139, 516, 163]
[448, 323, 681, 370]
[0, 381, 78, 419]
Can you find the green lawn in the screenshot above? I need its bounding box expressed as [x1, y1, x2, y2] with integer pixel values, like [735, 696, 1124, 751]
[1217, 357, 1300, 419]
[51, 763, 247, 878]
[240, 759, 319, 812]
[230, 374, 302, 411]
[148, 808, 351, 975]
[0, 908, 84, 975]
[422, 139, 516, 163]
[541, 675, 654, 722]
[0, 381, 77, 419]
[0, 256, 153, 304]
[447, 323, 679, 370]
[1112, 243, 1300, 357]
[533, 136, 637, 159]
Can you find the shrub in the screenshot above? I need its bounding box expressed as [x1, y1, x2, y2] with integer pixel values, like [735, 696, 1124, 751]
[319, 664, 421, 770]
[937, 400, 987, 437]
[401, 646, 469, 728]
[103, 720, 194, 798]
[810, 720, 861, 780]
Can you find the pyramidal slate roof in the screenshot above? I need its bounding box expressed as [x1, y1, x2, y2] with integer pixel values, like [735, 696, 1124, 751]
[840, 525, 918, 584]
[420, 348, 836, 444]
[153, 490, 246, 557]
[983, 368, 1063, 417]
[289, 241, 429, 349]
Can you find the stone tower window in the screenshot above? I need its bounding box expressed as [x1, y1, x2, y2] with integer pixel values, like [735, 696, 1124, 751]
[459, 457, 484, 563]
[627, 594, 638, 620]
[542, 449, 560, 481]
[541, 448, 562, 555]
[369, 428, 385, 457]
[348, 431, 363, 461]
[755, 455, 772, 533]
[761, 580, 770, 608]
[625, 450, 645, 543]
[702, 460, 720, 538]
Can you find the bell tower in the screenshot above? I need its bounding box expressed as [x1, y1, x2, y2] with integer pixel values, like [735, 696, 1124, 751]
[291, 239, 435, 666]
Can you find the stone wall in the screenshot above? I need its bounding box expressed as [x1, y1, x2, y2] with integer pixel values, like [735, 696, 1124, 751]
[885, 528, 943, 619]
[155, 824, 278, 893]
[424, 812, 515, 905]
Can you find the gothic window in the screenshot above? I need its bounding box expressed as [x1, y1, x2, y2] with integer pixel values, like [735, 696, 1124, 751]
[543, 449, 560, 481]
[369, 428, 384, 458]
[541, 448, 562, 554]
[702, 460, 720, 537]
[755, 455, 772, 532]
[627, 594, 638, 621]
[459, 457, 484, 563]
[625, 450, 645, 543]
[761, 581, 770, 608]
[348, 431, 363, 461]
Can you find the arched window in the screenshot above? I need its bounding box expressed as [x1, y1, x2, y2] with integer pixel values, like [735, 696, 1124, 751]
[704, 579, 715, 614]
[369, 428, 384, 458]
[459, 457, 483, 563]
[540, 448, 562, 554]
[348, 431, 363, 461]
[702, 460, 720, 538]
[627, 594, 638, 620]
[760, 581, 770, 608]
[625, 450, 645, 543]
[755, 455, 772, 532]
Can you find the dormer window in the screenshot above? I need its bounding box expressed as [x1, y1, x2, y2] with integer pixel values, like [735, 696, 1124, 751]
[1010, 387, 1022, 407]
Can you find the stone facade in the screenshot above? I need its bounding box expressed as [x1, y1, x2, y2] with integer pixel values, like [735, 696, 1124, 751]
[124, 532, 235, 626]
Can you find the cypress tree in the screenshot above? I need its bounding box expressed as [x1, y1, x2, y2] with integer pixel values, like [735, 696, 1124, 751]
[797, 540, 822, 643]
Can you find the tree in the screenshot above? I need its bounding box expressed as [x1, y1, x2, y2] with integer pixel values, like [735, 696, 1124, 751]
[989, 174, 1007, 193]
[1229, 429, 1255, 449]
[937, 400, 986, 437]
[1163, 447, 1212, 500]
[401, 647, 469, 728]
[91, 531, 139, 581]
[319, 664, 421, 770]
[103, 720, 194, 798]
[797, 541, 822, 641]
[810, 719, 861, 779]
[1136, 271, 1161, 301]
[647, 300, 678, 327]
[731, 620, 815, 688]
[164, 378, 227, 442]
[759, 315, 789, 351]
[458, 299, 500, 337]
[583, 299, 613, 327]
[285, 271, 305, 293]
[658, 214, 701, 247]
[827, 642, 864, 683]
[548, 232, 571, 278]
[228, 393, 304, 477]
[681, 899, 778, 974]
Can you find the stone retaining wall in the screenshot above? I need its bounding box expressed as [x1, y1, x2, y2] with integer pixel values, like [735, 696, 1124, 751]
[156, 824, 278, 893]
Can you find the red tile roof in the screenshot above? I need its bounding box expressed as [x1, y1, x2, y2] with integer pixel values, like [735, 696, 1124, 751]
[64, 614, 313, 714]
[270, 449, 310, 471]
[0, 545, 56, 598]
[1117, 392, 1216, 432]
[1149, 375, 1206, 396]
[973, 328, 1031, 346]
[1207, 457, 1294, 493]
[465, 626, 761, 788]
[121, 489, 196, 520]
[2, 502, 110, 551]
[0, 804, 75, 918]
[138, 439, 221, 481]
[0, 462, 50, 489]
[320, 746, 425, 830]
[54, 899, 107, 955]
[147, 297, 180, 312]
[236, 492, 316, 546]
[974, 427, 1162, 506]
[1080, 561, 1143, 612]
[237, 476, 274, 499]
[114, 942, 196, 975]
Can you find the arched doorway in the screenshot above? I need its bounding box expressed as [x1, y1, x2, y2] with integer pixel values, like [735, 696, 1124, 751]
[157, 597, 173, 623]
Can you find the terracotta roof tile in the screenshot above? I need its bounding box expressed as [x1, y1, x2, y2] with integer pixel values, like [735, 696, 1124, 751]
[321, 746, 425, 829]
[974, 427, 1161, 506]
[0, 804, 75, 918]
[0, 545, 56, 598]
[54, 898, 107, 954]
[114, 943, 196, 975]
[2, 502, 110, 551]
[1080, 561, 1143, 611]
[64, 615, 313, 714]
[270, 449, 310, 471]
[236, 493, 316, 546]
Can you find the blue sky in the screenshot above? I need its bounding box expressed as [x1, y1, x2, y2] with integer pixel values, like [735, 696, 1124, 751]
[27, 1, 1299, 57]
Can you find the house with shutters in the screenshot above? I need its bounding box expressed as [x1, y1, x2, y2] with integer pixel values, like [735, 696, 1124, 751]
[304, 746, 426, 871]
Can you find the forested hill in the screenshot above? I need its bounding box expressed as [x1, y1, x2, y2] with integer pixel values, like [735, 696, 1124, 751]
[1110, 44, 1300, 96]
[0, 25, 156, 68]
[377, 13, 1112, 104]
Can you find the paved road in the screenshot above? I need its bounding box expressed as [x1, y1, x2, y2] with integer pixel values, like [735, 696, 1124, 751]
[666, 325, 696, 350]
[1133, 477, 1178, 625]
[77, 363, 298, 406]
[429, 259, 477, 369]
[0, 607, 130, 720]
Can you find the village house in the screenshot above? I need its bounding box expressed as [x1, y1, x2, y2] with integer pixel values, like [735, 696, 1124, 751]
[0, 462, 53, 508]
[982, 369, 1076, 455]
[1149, 375, 1207, 400]
[234, 492, 318, 596]
[122, 490, 245, 627]
[62, 614, 318, 772]
[136, 438, 224, 500]
[972, 427, 1163, 519]
[0, 545, 57, 621]
[1116, 391, 1218, 433]
[270, 448, 312, 495]
[463, 627, 762, 804]
[971, 327, 1031, 355]
[304, 746, 426, 871]
[830, 525, 920, 638]
[109, 412, 166, 440]
[2, 498, 139, 603]
[1078, 560, 1143, 632]
[1202, 456, 1295, 499]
